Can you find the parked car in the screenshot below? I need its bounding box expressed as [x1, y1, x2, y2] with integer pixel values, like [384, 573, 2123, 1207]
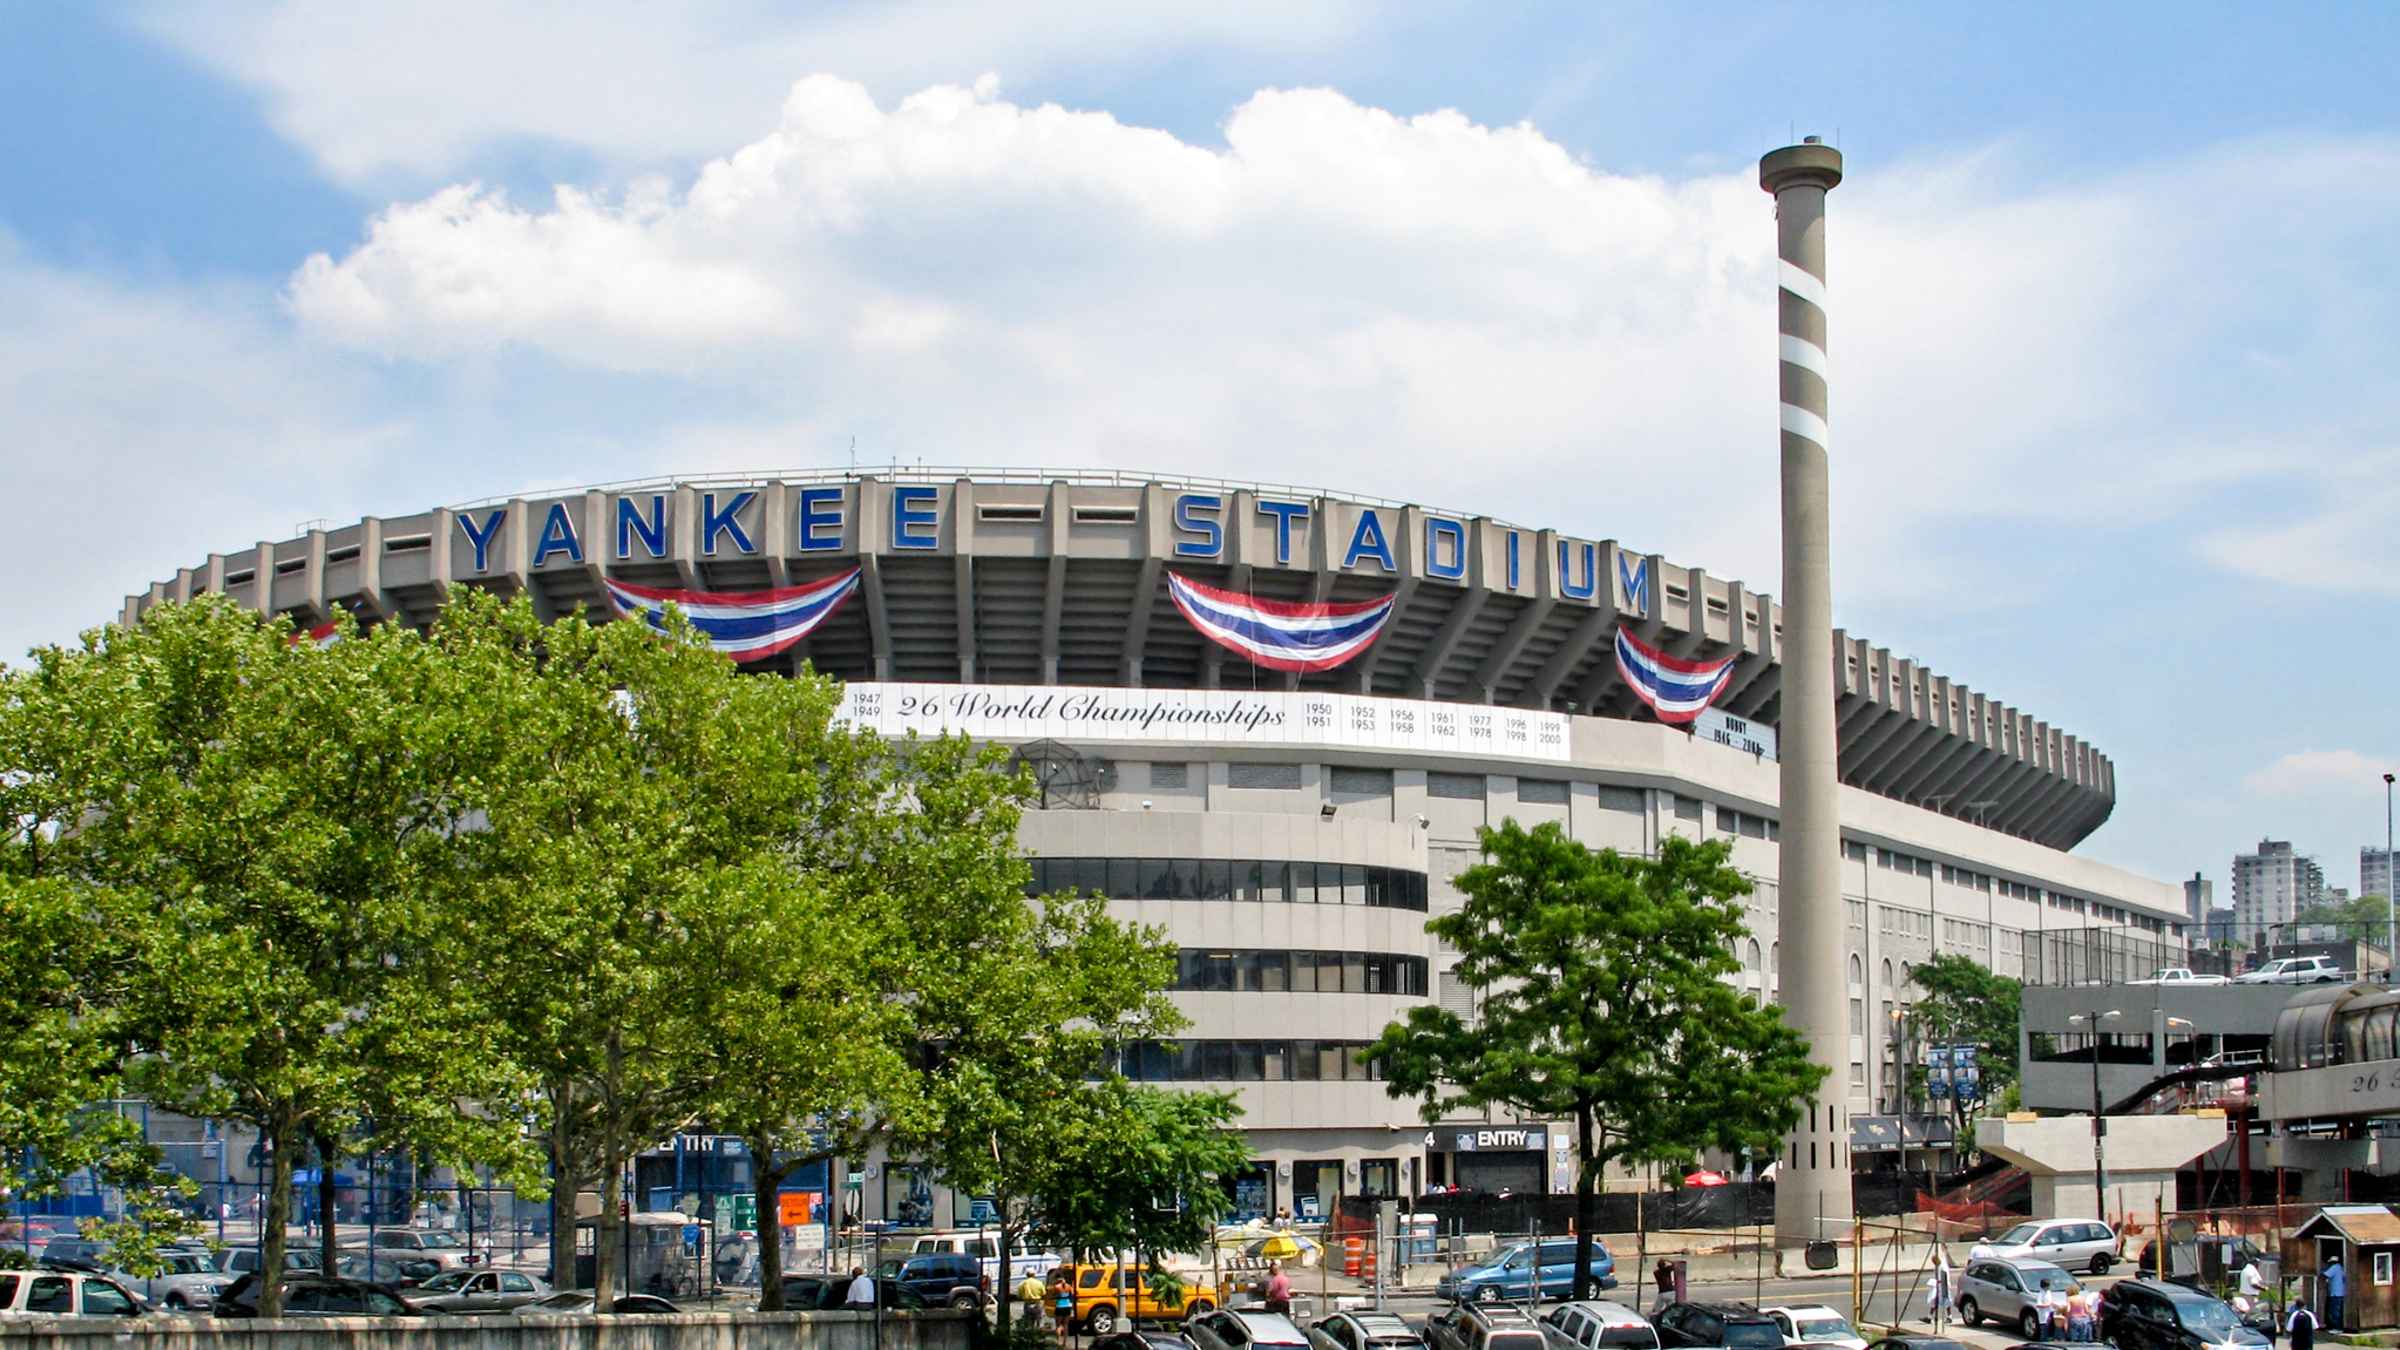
[1060, 1262, 1220, 1334]
[406, 1267, 552, 1314]
[1540, 1299, 1660, 1350]
[334, 1252, 444, 1287]
[1969, 1220, 2119, 1276]
[216, 1273, 419, 1317]
[1437, 1238, 1619, 1304]
[1426, 1304, 1549, 1350]
[910, 1230, 1063, 1285]
[1651, 1302, 1784, 1350]
[1312, 1310, 1429, 1350]
[214, 1246, 323, 1277]
[1760, 1304, 1866, 1350]
[2131, 968, 2229, 986]
[38, 1238, 107, 1267]
[345, 1228, 476, 1271]
[109, 1248, 231, 1313]
[2237, 957, 2343, 985]
[513, 1291, 680, 1315]
[1187, 1309, 1315, 1350]
[890, 1253, 990, 1309]
[1952, 1256, 2074, 1339]
[2099, 1279, 2268, 1350]
[1862, 1339, 1971, 1350]
[0, 1269, 152, 1319]
[1096, 1332, 1198, 1350]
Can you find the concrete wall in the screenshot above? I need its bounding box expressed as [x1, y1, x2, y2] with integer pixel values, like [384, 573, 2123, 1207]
[0, 1310, 973, 1350]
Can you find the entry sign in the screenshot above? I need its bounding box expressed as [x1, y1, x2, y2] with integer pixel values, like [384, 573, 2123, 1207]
[778, 1192, 814, 1228]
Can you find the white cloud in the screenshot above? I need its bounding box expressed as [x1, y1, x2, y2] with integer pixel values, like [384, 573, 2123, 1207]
[127, 1, 1377, 183]
[0, 239, 403, 664]
[277, 79, 2400, 606]
[2244, 749, 2394, 797]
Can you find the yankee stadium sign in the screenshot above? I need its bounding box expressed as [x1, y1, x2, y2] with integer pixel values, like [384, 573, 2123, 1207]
[439, 479, 1657, 615]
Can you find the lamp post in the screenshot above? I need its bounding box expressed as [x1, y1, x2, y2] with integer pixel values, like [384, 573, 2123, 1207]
[2384, 772, 2394, 983]
[2069, 1009, 2123, 1210]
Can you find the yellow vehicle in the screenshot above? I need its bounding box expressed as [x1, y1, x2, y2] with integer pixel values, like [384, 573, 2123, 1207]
[1060, 1262, 1219, 1335]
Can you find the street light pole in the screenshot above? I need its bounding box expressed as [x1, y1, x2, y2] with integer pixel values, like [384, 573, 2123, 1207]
[2384, 773, 2394, 982]
[2071, 1010, 2122, 1213]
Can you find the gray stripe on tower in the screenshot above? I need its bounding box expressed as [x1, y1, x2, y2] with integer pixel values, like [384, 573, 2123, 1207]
[1759, 135, 1854, 1251]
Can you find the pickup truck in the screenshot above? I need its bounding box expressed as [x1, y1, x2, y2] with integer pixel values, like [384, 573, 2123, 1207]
[2129, 968, 2228, 986]
[2236, 956, 2345, 985]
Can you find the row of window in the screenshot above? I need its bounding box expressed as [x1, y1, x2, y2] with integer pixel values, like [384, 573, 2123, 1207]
[1114, 1039, 1387, 1083]
[1026, 857, 1431, 910]
[1174, 949, 1430, 996]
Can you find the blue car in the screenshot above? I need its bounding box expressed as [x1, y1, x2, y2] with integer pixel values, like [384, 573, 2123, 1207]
[1437, 1238, 1617, 1304]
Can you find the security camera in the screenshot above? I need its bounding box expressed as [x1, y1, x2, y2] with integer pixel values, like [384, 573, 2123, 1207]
[1141, 800, 1153, 811]
[1415, 813, 1430, 829]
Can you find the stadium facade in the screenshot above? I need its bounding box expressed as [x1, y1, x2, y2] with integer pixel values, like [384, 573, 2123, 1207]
[125, 469, 2182, 1221]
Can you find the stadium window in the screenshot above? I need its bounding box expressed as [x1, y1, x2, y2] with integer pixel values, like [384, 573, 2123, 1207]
[1329, 765, 1394, 796]
[1427, 771, 1486, 801]
[1844, 840, 1868, 862]
[1229, 761, 1303, 790]
[1149, 762, 1190, 789]
[1518, 777, 1570, 805]
[1595, 785, 1644, 814]
[1718, 806, 1739, 833]
[1739, 813, 1767, 840]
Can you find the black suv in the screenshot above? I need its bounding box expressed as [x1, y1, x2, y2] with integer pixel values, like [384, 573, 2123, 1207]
[1652, 1303, 1782, 1350]
[892, 1253, 989, 1308]
[2100, 1279, 2268, 1350]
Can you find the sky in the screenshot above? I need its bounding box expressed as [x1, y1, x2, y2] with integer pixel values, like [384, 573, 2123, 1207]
[3, 2, 2396, 896]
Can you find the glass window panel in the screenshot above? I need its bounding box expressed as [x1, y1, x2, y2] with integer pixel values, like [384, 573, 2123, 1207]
[1518, 777, 1570, 805]
[1237, 952, 1267, 993]
[1024, 859, 1048, 898]
[1365, 955, 1390, 994]
[1342, 864, 1368, 905]
[1343, 952, 1367, 993]
[1261, 1041, 1289, 1081]
[1290, 861, 1317, 904]
[1319, 1043, 1349, 1080]
[1258, 951, 1290, 993]
[1203, 1041, 1238, 1080]
[1236, 860, 1265, 902]
[1346, 1046, 1374, 1080]
[1718, 806, 1738, 833]
[1200, 859, 1235, 900]
[1319, 951, 1345, 993]
[1233, 1042, 1264, 1082]
[1139, 858, 1172, 899]
[1427, 771, 1485, 800]
[1291, 951, 1319, 993]
[1161, 856, 1196, 899]
[1107, 858, 1139, 898]
[1201, 952, 1235, 992]
[1261, 860, 1291, 903]
[1292, 1041, 1322, 1080]
[1364, 867, 1389, 907]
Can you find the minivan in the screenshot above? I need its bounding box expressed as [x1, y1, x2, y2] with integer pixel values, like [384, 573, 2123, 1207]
[1969, 1220, 2118, 1276]
[1438, 1239, 1618, 1304]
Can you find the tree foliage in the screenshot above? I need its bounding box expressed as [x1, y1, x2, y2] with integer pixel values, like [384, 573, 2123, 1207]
[1372, 823, 1824, 1299]
[1908, 952, 2024, 1100]
[2294, 893, 2395, 946]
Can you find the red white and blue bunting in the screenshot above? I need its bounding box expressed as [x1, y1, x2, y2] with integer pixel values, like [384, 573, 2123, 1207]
[1614, 627, 1736, 725]
[1165, 571, 1397, 674]
[288, 621, 341, 649]
[603, 568, 861, 663]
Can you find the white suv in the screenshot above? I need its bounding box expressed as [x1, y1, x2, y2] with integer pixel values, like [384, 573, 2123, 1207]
[908, 1231, 1061, 1285]
[0, 1269, 152, 1318]
[1969, 1220, 2119, 1275]
[2237, 957, 2343, 985]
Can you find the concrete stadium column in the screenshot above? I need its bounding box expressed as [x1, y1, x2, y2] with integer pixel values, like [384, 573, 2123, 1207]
[1761, 137, 1855, 1251]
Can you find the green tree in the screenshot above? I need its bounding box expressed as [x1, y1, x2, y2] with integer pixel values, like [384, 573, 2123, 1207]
[0, 600, 537, 1310]
[1909, 952, 2023, 1096]
[2294, 893, 2393, 946]
[1028, 1079, 1249, 1302]
[1371, 824, 1825, 1300]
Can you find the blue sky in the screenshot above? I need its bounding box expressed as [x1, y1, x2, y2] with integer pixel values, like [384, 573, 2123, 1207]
[4, 3, 2396, 896]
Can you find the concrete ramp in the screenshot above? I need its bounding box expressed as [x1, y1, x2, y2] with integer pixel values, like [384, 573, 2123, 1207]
[1980, 1115, 2227, 1220]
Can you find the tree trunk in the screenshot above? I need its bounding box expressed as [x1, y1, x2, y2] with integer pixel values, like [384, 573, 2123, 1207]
[755, 1146, 788, 1310]
[315, 1133, 340, 1274]
[547, 1094, 581, 1290]
[594, 1141, 621, 1305]
[1573, 1106, 1600, 1302]
[997, 1208, 1018, 1331]
[261, 1121, 294, 1318]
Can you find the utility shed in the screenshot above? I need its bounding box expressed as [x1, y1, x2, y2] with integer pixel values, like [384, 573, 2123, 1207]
[2284, 1205, 2400, 1331]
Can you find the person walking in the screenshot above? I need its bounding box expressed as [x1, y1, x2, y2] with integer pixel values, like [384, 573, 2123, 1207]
[2288, 1299, 2320, 1350]
[1265, 1262, 1293, 1316]
[1019, 1271, 1047, 1325]
[844, 1264, 876, 1310]
[2065, 1283, 2094, 1344]
[1051, 1271, 1076, 1348]
[2326, 1255, 2347, 1331]
[2240, 1260, 2266, 1305]
[2032, 1279, 2060, 1343]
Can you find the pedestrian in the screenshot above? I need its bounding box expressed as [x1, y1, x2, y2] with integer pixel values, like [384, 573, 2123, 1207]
[844, 1264, 876, 1310]
[1266, 1261, 1293, 1316]
[1051, 1271, 1076, 1347]
[2240, 1260, 2266, 1305]
[2326, 1255, 2347, 1330]
[1019, 1271, 1047, 1324]
[2288, 1299, 2319, 1350]
[2066, 1283, 2093, 1344]
[1653, 1259, 1675, 1314]
[2033, 1279, 2059, 1343]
